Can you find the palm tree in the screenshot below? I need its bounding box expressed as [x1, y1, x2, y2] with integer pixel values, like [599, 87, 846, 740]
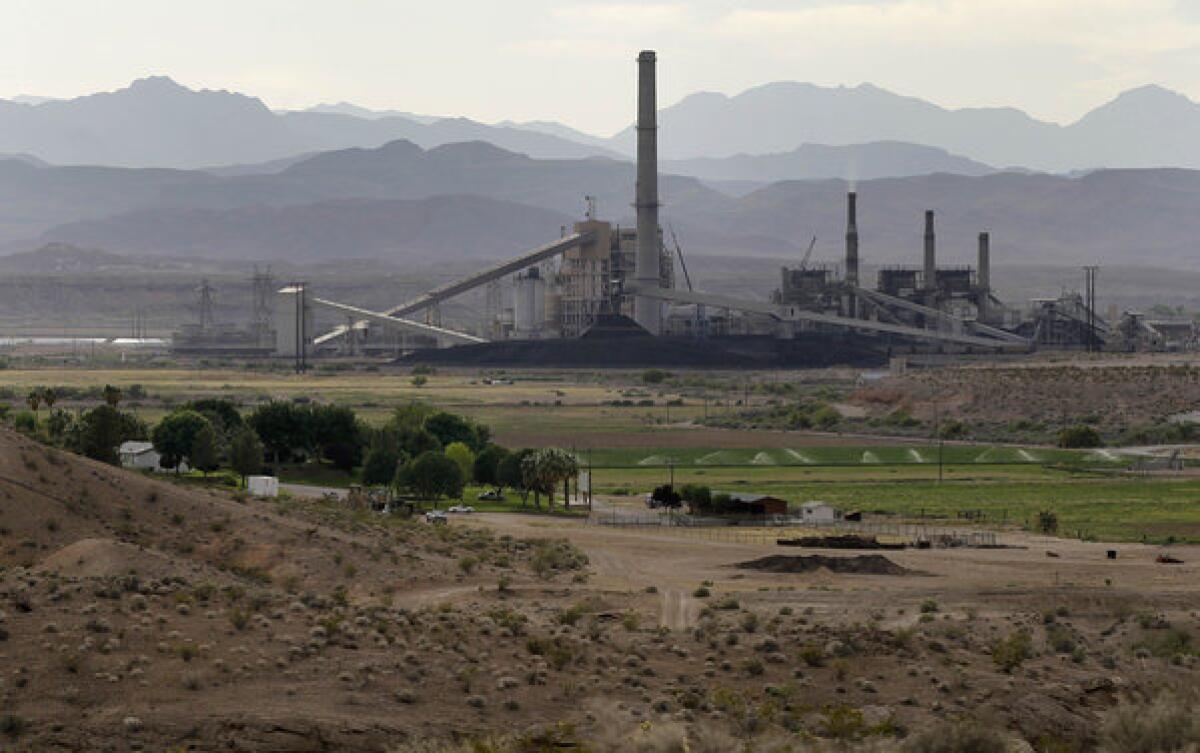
[41, 387, 57, 411]
[523, 448, 579, 511]
[26, 390, 41, 417]
[520, 452, 549, 509]
[547, 448, 580, 509]
[102, 385, 122, 407]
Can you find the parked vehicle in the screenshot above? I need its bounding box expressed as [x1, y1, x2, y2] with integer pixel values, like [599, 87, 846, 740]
[477, 489, 504, 501]
[448, 505, 476, 514]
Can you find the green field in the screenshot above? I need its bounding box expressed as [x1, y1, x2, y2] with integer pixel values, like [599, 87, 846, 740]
[582, 445, 1118, 467]
[591, 463, 1200, 544]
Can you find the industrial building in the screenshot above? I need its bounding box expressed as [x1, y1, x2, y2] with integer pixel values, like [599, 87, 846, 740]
[167, 50, 1184, 366]
[171, 272, 277, 356]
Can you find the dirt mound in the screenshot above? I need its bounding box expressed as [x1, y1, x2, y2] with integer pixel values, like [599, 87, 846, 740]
[0, 427, 452, 593]
[36, 537, 194, 579]
[736, 554, 915, 575]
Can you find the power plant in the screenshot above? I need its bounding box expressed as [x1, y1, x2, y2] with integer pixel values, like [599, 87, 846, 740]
[168, 50, 1195, 365]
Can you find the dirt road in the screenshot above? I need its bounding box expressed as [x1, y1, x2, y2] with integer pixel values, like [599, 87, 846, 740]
[463, 512, 1200, 626]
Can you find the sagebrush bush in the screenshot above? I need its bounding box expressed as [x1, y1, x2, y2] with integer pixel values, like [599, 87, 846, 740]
[992, 629, 1033, 673]
[1099, 692, 1200, 753]
[901, 722, 1008, 753]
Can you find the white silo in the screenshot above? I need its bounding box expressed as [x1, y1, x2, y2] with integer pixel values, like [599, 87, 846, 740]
[513, 267, 546, 339]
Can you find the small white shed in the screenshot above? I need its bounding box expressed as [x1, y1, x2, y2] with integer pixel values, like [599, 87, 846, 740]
[119, 441, 160, 470]
[119, 441, 188, 472]
[800, 501, 839, 524]
[247, 475, 279, 498]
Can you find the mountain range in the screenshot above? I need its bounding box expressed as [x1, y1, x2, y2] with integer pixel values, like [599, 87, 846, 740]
[662, 142, 995, 184]
[4, 77, 1200, 176]
[0, 77, 619, 168]
[0, 139, 723, 245]
[612, 82, 1200, 171]
[3, 139, 1199, 269]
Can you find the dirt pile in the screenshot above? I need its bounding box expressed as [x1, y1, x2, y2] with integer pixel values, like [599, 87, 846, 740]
[35, 537, 187, 579]
[736, 554, 914, 575]
[777, 534, 905, 550]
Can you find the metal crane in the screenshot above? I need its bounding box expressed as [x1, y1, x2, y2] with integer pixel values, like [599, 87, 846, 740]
[668, 225, 693, 291]
[669, 225, 704, 337]
[799, 235, 817, 272]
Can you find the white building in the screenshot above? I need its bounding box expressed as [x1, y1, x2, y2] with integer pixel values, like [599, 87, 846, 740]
[799, 501, 839, 524]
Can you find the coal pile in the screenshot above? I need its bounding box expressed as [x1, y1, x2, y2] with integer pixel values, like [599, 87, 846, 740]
[399, 333, 885, 369]
[736, 554, 914, 576]
[777, 534, 905, 550]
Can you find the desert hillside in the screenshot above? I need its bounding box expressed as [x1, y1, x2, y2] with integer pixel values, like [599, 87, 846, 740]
[1, 425, 1198, 750]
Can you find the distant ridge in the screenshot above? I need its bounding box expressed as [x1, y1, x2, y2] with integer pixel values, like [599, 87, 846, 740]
[0, 139, 1195, 270]
[663, 141, 996, 183]
[0, 77, 620, 168]
[610, 81, 1200, 171]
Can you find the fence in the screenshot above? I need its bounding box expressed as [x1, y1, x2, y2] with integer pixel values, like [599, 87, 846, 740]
[586, 509, 997, 548]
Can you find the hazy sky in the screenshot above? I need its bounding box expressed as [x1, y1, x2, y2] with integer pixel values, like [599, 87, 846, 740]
[5, 0, 1199, 135]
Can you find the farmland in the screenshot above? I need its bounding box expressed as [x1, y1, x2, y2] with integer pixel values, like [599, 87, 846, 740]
[2, 363, 1198, 546]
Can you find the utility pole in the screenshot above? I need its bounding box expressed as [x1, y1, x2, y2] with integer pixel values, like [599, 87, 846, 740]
[292, 281, 308, 374]
[933, 401, 944, 483]
[1083, 266, 1098, 353]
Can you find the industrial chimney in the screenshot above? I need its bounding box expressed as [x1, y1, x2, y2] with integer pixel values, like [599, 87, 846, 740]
[977, 232, 991, 322]
[633, 50, 661, 335]
[844, 192, 859, 287]
[923, 210, 937, 298]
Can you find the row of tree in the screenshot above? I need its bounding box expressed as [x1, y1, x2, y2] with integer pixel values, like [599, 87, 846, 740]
[664, 483, 745, 516]
[9, 389, 582, 505]
[357, 404, 580, 508]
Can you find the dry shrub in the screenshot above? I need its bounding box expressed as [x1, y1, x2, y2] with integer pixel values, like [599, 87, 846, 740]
[901, 722, 1007, 753]
[1099, 692, 1200, 753]
[853, 388, 906, 406]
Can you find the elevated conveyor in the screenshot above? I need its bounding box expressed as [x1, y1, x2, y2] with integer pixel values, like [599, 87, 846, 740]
[851, 286, 1030, 345]
[309, 298, 484, 345]
[313, 233, 591, 347]
[629, 284, 1029, 351]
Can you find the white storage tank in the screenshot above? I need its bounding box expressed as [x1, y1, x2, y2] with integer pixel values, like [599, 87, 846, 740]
[513, 267, 546, 338]
[247, 475, 279, 498]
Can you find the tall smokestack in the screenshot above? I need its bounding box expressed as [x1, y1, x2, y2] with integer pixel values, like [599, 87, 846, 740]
[633, 50, 661, 334]
[977, 232, 991, 321]
[845, 192, 859, 287]
[923, 210, 936, 296]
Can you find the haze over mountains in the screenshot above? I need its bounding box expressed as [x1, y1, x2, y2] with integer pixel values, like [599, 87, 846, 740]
[612, 82, 1200, 172]
[3, 139, 1198, 269]
[0, 139, 722, 244]
[41, 195, 575, 263]
[4, 76, 1200, 175]
[663, 142, 994, 185]
[0, 77, 619, 168]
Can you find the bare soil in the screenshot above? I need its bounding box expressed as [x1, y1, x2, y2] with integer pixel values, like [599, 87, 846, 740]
[857, 359, 1200, 440]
